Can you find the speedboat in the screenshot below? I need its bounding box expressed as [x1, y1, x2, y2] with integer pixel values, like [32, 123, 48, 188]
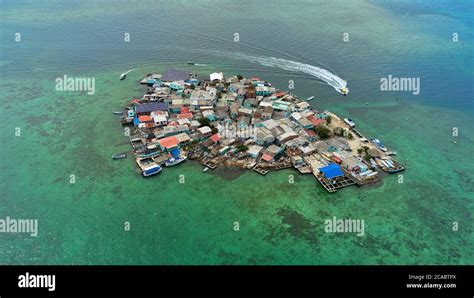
[120, 69, 134, 80]
[371, 138, 387, 152]
[340, 86, 349, 96]
[344, 118, 356, 128]
[187, 61, 195, 65]
[165, 156, 187, 167]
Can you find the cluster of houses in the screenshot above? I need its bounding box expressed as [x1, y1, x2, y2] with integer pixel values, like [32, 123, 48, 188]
[121, 69, 402, 191]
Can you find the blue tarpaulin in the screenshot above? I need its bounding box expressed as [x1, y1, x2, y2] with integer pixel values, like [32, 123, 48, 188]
[170, 148, 180, 158]
[319, 163, 344, 179]
[133, 116, 139, 126]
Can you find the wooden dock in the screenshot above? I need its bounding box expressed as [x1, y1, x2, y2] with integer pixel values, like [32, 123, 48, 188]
[253, 165, 269, 175]
[201, 160, 217, 170]
[314, 172, 356, 193]
[272, 163, 293, 171]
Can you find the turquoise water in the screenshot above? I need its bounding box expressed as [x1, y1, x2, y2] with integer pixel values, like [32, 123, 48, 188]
[0, 0, 472, 264]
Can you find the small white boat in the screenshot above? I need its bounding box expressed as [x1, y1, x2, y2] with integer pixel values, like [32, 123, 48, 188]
[340, 86, 349, 96]
[344, 118, 356, 128]
[119, 69, 134, 81]
[371, 138, 387, 152]
[203, 167, 209, 172]
[306, 96, 315, 101]
[165, 156, 187, 167]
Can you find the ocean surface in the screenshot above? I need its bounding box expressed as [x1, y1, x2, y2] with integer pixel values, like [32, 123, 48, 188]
[0, 0, 472, 264]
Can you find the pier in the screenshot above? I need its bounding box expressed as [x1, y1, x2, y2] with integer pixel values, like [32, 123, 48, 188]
[314, 171, 357, 193]
[253, 165, 270, 175]
[201, 160, 217, 170]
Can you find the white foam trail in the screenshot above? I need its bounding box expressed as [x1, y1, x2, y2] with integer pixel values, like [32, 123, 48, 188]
[219, 52, 348, 94]
[125, 69, 134, 74]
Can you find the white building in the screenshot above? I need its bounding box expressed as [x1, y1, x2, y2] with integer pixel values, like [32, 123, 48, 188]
[210, 72, 224, 82]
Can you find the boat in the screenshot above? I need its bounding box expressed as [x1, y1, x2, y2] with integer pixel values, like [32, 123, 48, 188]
[340, 86, 349, 96]
[142, 164, 162, 177]
[344, 118, 356, 128]
[388, 166, 405, 173]
[187, 61, 195, 65]
[371, 138, 387, 152]
[203, 167, 209, 172]
[112, 152, 127, 160]
[306, 96, 315, 101]
[165, 156, 187, 167]
[113, 111, 123, 115]
[119, 69, 134, 81]
[136, 158, 162, 177]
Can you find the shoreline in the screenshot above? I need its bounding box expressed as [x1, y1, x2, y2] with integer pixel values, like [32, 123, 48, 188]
[118, 70, 405, 192]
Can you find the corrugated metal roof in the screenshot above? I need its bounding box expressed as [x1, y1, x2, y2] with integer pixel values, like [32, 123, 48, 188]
[161, 69, 189, 82]
[135, 102, 169, 113]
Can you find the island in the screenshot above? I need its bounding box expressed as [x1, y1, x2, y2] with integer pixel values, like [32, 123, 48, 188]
[117, 69, 405, 192]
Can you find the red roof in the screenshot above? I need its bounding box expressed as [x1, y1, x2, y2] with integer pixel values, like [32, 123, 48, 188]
[139, 115, 152, 122]
[251, 77, 261, 81]
[262, 153, 273, 162]
[210, 134, 220, 142]
[131, 99, 140, 104]
[304, 129, 317, 137]
[178, 113, 193, 119]
[158, 136, 178, 149]
[180, 107, 190, 113]
[307, 115, 324, 127]
[275, 91, 287, 98]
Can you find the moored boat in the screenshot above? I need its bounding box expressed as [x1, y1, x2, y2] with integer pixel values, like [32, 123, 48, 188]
[371, 138, 387, 152]
[142, 164, 162, 176]
[344, 118, 356, 128]
[136, 158, 162, 177]
[112, 152, 127, 160]
[165, 156, 187, 167]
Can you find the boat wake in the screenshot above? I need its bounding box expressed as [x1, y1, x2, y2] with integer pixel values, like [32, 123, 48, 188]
[216, 52, 348, 94]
